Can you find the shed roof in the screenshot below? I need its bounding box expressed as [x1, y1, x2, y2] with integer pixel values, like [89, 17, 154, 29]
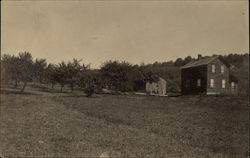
[181, 56, 229, 69]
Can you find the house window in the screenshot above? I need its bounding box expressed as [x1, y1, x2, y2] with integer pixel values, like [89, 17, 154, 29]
[197, 79, 201, 87]
[222, 79, 226, 88]
[210, 79, 215, 88]
[231, 82, 235, 91]
[212, 64, 216, 73]
[221, 65, 224, 74]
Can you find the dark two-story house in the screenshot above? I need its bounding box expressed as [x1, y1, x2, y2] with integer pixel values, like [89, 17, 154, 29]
[181, 55, 238, 95]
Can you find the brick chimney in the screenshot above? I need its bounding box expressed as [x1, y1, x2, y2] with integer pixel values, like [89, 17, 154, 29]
[198, 54, 202, 60]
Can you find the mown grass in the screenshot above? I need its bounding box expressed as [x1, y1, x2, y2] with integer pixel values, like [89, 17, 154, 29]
[0, 86, 248, 158]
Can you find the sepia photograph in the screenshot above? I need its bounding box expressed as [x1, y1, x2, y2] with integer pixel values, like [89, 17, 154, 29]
[0, 0, 249, 157]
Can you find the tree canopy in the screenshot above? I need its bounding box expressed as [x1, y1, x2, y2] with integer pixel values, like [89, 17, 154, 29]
[1, 52, 248, 94]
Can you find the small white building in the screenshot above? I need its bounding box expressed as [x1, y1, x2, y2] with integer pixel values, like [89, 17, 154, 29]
[146, 77, 167, 95]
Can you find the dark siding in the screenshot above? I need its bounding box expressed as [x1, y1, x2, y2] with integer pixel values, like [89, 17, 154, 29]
[181, 58, 235, 95]
[181, 65, 207, 95]
[207, 58, 230, 94]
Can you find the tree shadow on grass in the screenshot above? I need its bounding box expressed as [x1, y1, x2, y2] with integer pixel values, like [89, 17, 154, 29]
[33, 88, 72, 94]
[35, 88, 56, 93]
[63, 94, 86, 98]
[0, 89, 39, 95]
[61, 94, 101, 98]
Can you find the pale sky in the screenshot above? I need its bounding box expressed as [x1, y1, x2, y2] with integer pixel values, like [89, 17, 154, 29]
[1, 1, 249, 68]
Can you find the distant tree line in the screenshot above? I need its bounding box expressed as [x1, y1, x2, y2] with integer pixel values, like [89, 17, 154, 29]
[1, 52, 248, 95]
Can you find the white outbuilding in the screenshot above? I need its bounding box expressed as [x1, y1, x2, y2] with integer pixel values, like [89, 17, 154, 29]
[146, 77, 167, 95]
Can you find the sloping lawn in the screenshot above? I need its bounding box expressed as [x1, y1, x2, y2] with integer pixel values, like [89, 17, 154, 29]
[0, 87, 248, 158]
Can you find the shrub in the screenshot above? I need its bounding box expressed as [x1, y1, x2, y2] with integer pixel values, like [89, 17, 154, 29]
[84, 84, 95, 97]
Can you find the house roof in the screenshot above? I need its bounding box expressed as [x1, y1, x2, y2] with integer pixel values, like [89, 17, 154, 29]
[181, 56, 229, 69]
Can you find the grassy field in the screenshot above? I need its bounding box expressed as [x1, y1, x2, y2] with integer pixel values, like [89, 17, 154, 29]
[0, 85, 248, 158]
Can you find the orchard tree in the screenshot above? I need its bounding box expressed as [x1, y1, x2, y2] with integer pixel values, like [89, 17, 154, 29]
[66, 59, 84, 91]
[44, 64, 57, 89]
[81, 70, 96, 97]
[33, 58, 47, 84]
[100, 61, 133, 92]
[18, 52, 35, 92]
[55, 61, 68, 92]
[1, 54, 21, 87]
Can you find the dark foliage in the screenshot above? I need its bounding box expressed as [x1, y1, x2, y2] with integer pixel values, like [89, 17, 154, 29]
[84, 84, 95, 97]
[1, 52, 248, 94]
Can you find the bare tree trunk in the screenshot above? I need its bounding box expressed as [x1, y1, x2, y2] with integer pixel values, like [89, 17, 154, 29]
[71, 83, 74, 91]
[14, 80, 18, 88]
[21, 82, 27, 93]
[60, 85, 64, 92]
[51, 83, 55, 89]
